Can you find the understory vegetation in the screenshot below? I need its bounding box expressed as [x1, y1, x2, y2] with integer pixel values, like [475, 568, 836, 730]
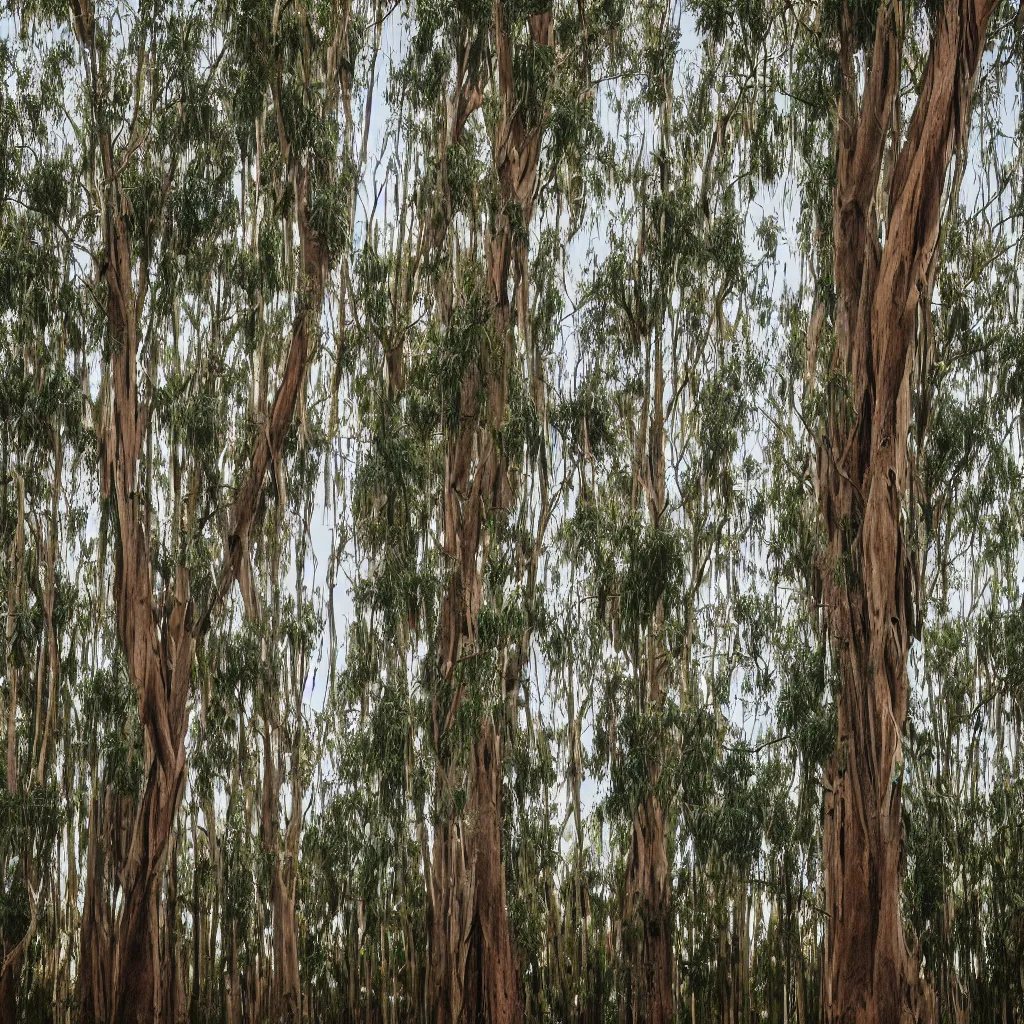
[0, 0, 1022, 1022]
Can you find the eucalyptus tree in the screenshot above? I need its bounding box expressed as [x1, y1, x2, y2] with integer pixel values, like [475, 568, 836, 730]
[897, 29, 1024, 1017]
[0, 27, 88, 1018]
[406, 3, 556, 1018]
[214, 1, 356, 1019]
[803, 4, 1005, 1021]
[48, 0, 344, 1017]
[549, 8, 774, 1022]
[3, 0, 1024, 1020]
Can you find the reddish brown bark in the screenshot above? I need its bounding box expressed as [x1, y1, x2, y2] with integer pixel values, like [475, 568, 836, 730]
[428, 7, 552, 1023]
[78, 792, 117, 1023]
[70, 0, 330, 1016]
[622, 792, 672, 1024]
[819, 3, 997, 1023]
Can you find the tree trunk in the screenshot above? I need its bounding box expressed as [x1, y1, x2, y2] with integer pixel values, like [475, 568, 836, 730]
[78, 791, 115, 1024]
[622, 792, 672, 1024]
[68, 0, 332, 1012]
[262, 726, 301, 1024]
[818, 4, 996, 1023]
[464, 723, 521, 1023]
[622, 197, 673, 1019]
[427, 7, 552, 1023]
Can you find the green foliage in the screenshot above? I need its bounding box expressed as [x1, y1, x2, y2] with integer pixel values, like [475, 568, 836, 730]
[0, 0, 1021, 1020]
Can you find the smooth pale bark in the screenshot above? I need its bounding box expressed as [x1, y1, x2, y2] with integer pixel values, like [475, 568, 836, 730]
[818, 3, 997, 1023]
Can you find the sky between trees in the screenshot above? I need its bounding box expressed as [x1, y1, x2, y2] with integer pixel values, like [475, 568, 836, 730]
[0, 1, 1023, 1023]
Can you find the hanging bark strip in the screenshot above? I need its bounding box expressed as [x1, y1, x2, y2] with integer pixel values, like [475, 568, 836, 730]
[818, 3, 996, 1022]
[429, 6, 553, 1024]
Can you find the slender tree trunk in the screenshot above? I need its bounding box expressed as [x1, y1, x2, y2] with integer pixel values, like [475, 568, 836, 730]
[818, 4, 996, 1023]
[622, 179, 673, 1017]
[428, 7, 552, 1023]
[78, 789, 115, 1023]
[262, 725, 301, 1024]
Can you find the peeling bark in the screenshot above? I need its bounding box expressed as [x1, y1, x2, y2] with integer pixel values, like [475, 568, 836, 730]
[818, 4, 997, 1023]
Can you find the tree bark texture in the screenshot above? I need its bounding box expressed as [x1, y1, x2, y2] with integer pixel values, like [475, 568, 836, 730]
[622, 791, 672, 1024]
[819, 3, 996, 1023]
[78, 791, 120, 1023]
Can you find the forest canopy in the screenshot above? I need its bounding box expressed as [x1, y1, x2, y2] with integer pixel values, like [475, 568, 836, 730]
[0, 0, 1022, 1022]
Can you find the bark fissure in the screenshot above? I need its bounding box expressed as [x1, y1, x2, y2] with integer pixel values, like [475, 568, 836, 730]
[819, 4, 997, 1023]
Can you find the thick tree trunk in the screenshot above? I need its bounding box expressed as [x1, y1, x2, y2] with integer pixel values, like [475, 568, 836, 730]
[463, 723, 521, 1023]
[96, 139, 193, 1022]
[818, 4, 996, 1023]
[622, 792, 672, 1024]
[428, 726, 522, 1024]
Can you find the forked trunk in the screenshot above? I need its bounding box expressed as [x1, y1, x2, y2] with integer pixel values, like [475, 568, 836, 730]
[818, 3, 996, 1022]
